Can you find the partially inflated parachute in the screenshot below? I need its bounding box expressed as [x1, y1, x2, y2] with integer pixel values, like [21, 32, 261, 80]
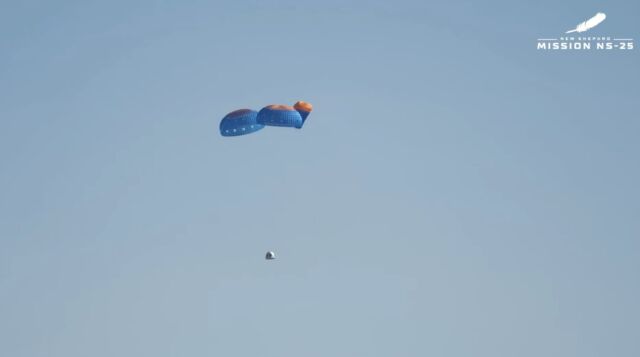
[257, 101, 314, 129]
[257, 105, 303, 128]
[293, 101, 313, 125]
[219, 109, 264, 137]
[219, 101, 313, 137]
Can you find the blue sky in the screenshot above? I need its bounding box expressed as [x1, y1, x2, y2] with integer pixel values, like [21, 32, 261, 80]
[1, 1, 639, 356]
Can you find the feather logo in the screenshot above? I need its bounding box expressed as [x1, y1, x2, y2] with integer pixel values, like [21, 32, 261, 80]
[566, 12, 606, 33]
[537, 12, 634, 52]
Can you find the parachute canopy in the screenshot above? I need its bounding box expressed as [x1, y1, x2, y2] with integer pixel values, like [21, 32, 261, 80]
[220, 101, 313, 137]
[219, 109, 264, 137]
[294, 101, 313, 124]
[265, 251, 276, 260]
[257, 105, 304, 128]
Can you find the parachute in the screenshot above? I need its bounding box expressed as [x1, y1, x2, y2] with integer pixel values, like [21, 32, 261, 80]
[219, 109, 264, 137]
[257, 105, 303, 128]
[219, 101, 313, 137]
[265, 251, 276, 260]
[293, 101, 313, 125]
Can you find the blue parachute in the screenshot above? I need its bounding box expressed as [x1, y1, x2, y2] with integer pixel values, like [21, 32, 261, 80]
[257, 101, 313, 129]
[219, 109, 264, 137]
[257, 105, 303, 128]
[220, 101, 312, 137]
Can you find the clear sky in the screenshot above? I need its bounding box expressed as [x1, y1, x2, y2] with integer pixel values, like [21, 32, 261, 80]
[1, 1, 639, 356]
